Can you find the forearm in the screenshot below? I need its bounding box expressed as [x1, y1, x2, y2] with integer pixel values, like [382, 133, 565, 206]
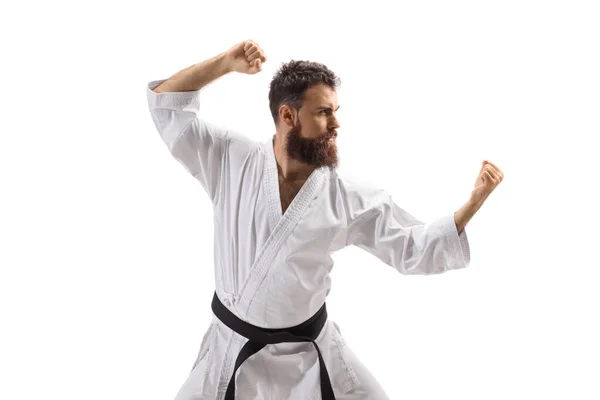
[153, 52, 232, 93]
[454, 198, 481, 233]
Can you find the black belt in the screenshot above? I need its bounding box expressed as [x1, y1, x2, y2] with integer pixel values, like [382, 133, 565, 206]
[211, 292, 336, 400]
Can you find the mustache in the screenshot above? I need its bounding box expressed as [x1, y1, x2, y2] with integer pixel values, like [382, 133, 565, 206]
[320, 130, 337, 141]
[289, 125, 337, 142]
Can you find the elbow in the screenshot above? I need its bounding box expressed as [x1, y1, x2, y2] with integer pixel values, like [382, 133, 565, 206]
[394, 242, 454, 276]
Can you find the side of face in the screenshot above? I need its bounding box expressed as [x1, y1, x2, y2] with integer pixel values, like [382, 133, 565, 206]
[277, 84, 341, 168]
[279, 84, 341, 139]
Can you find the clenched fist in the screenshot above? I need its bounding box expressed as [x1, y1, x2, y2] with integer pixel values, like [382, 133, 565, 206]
[471, 160, 504, 206]
[225, 40, 267, 75]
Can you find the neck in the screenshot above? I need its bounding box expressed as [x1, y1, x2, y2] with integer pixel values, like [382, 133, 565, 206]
[273, 133, 315, 182]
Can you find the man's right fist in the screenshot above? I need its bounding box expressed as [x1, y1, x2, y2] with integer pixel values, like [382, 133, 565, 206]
[225, 40, 267, 75]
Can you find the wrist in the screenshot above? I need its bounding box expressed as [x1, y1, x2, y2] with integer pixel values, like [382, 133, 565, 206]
[454, 198, 480, 233]
[466, 196, 482, 210]
[217, 51, 235, 74]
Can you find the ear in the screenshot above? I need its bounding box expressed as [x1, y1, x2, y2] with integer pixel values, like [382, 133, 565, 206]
[278, 105, 296, 128]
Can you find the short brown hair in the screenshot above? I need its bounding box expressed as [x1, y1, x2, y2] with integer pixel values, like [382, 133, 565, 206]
[268, 60, 341, 123]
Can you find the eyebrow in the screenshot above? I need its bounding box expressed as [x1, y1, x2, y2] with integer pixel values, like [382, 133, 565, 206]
[318, 106, 341, 111]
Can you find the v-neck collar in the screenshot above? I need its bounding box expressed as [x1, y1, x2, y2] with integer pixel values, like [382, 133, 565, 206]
[237, 139, 328, 311]
[263, 138, 325, 232]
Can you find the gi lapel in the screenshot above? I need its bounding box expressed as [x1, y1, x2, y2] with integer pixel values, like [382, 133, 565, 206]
[236, 139, 326, 315]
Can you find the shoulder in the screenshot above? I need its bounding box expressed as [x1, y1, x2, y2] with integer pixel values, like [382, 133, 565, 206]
[202, 123, 264, 163]
[328, 168, 390, 220]
[226, 127, 263, 153]
[331, 168, 387, 200]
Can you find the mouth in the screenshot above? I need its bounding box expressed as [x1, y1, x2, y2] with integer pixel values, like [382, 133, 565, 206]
[315, 131, 337, 144]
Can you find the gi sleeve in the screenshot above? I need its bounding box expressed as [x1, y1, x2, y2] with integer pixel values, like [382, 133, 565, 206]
[146, 79, 229, 203]
[347, 191, 471, 275]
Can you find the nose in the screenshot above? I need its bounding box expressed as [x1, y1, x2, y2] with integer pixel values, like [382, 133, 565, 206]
[329, 115, 340, 130]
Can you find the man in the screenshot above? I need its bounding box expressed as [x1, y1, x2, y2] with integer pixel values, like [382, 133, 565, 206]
[147, 40, 503, 400]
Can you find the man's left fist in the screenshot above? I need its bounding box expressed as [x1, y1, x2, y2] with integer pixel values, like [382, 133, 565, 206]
[471, 160, 504, 206]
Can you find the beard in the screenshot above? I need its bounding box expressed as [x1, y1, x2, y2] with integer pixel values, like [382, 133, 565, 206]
[285, 120, 339, 168]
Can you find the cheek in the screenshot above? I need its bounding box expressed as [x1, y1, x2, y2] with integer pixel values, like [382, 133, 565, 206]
[302, 121, 323, 138]
[313, 119, 329, 134]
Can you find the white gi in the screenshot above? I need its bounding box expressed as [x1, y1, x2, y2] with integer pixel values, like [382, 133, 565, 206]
[146, 79, 471, 400]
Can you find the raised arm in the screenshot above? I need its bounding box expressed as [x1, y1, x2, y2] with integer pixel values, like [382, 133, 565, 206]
[153, 40, 267, 93]
[146, 40, 267, 203]
[152, 53, 232, 93]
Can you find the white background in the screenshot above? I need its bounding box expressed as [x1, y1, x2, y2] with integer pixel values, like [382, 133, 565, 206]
[2, 0, 599, 399]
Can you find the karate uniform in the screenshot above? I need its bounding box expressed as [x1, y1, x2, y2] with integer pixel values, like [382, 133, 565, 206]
[146, 79, 471, 400]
